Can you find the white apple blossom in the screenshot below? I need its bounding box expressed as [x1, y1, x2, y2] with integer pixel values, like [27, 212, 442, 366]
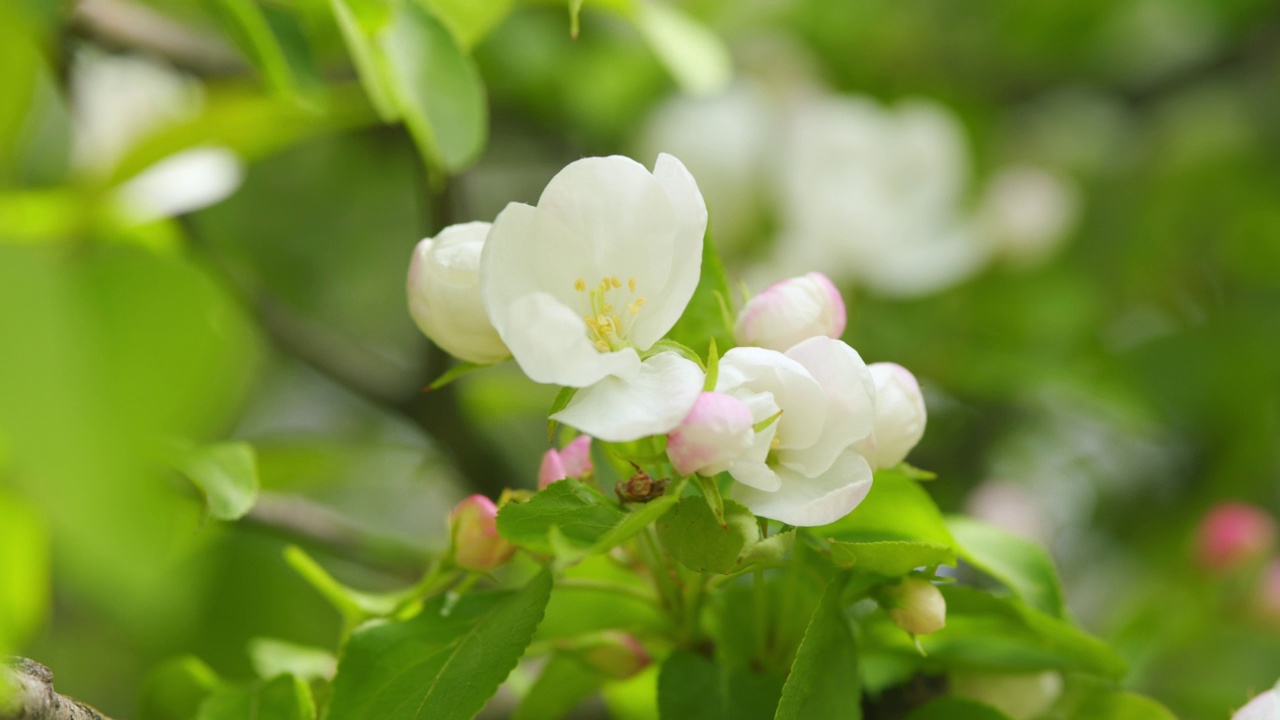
[853, 362, 928, 470]
[481, 154, 708, 442]
[734, 272, 846, 351]
[666, 392, 755, 476]
[1233, 686, 1279, 720]
[407, 222, 511, 365]
[715, 337, 877, 526]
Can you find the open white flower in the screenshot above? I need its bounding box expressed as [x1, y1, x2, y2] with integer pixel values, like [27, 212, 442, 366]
[715, 337, 877, 526]
[481, 154, 708, 442]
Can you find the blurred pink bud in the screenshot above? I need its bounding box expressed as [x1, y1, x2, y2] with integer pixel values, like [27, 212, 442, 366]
[1234, 687, 1280, 720]
[666, 392, 754, 476]
[854, 362, 927, 470]
[882, 577, 946, 635]
[577, 631, 651, 680]
[538, 436, 594, 489]
[734, 272, 846, 351]
[1196, 502, 1276, 572]
[449, 495, 515, 572]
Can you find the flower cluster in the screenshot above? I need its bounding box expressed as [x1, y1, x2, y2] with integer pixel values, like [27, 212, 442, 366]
[408, 154, 926, 527]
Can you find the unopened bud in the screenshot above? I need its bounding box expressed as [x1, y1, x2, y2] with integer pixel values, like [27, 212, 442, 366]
[408, 222, 510, 365]
[854, 362, 927, 470]
[574, 631, 651, 680]
[734, 272, 846, 352]
[538, 435, 594, 489]
[951, 672, 1063, 720]
[666, 392, 754, 476]
[881, 577, 946, 635]
[448, 495, 515, 572]
[1195, 502, 1276, 572]
[1234, 687, 1280, 720]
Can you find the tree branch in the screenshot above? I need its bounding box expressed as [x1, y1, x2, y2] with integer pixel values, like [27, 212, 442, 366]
[1, 659, 111, 720]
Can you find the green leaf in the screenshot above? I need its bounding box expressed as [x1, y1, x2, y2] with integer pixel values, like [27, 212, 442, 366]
[327, 569, 553, 720]
[205, 0, 318, 104]
[666, 226, 733, 352]
[196, 673, 315, 720]
[812, 470, 955, 548]
[591, 494, 679, 552]
[0, 491, 47, 653]
[513, 654, 601, 720]
[426, 360, 487, 391]
[1075, 691, 1178, 720]
[947, 516, 1066, 619]
[420, 0, 513, 48]
[176, 441, 259, 521]
[774, 573, 860, 720]
[380, 0, 487, 173]
[655, 496, 757, 574]
[328, 0, 399, 121]
[882, 586, 1126, 679]
[904, 698, 1012, 720]
[828, 540, 955, 578]
[282, 545, 416, 629]
[567, 0, 585, 38]
[248, 638, 337, 682]
[497, 480, 626, 554]
[631, 2, 732, 96]
[657, 651, 783, 720]
[137, 656, 222, 720]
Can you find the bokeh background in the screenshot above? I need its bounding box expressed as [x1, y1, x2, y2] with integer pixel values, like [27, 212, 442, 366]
[2, 0, 1279, 717]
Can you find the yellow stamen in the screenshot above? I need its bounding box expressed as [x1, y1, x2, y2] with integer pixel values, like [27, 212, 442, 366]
[574, 278, 586, 292]
[611, 276, 622, 288]
[628, 277, 636, 293]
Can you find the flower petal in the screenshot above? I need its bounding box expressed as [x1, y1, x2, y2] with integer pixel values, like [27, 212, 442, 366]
[730, 450, 873, 527]
[551, 352, 703, 442]
[778, 337, 875, 477]
[503, 292, 640, 387]
[482, 202, 595, 335]
[716, 347, 826, 452]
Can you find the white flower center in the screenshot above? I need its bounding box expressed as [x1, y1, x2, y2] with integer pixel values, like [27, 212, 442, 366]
[574, 275, 646, 352]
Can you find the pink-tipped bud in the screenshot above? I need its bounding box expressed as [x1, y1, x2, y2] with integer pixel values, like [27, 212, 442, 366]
[575, 631, 651, 680]
[881, 577, 946, 635]
[854, 362, 927, 470]
[1195, 502, 1276, 572]
[448, 495, 515, 572]
[538, 436, 594, 489]
[1234, 688, 1280, 720]
[666, 392, 754, 476]
[734, 272, 847, 352]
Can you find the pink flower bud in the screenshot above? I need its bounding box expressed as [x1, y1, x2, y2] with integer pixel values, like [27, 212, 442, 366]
[448, 495, 515, 572]
[538, 436, 594, 489]
[734, 272, 846, 351]
[666, 392, 754, 476]
[1195, 502, 1276, 572]
[1234, 688, 1280, 720]
[854, 362, 927, 470]
[575, 631, 651, 680]
[881, 577, 946, 635]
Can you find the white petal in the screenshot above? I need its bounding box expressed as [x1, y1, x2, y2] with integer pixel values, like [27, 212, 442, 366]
[633, 153, 707, 347]
[115, 146, 242, 221]
[503, 292, 640, 387]
[727, 458, 781, 493]
[407, 222, 511, 365]
[716, 347, 826, 452]
[854, 362, 927, 470]
[482, 202, 595, 336]
[779, 337, 875, 477]
[552, 352, 703, 442]
[730, 450, 873, 527]
[1234, 690, 1280, 720]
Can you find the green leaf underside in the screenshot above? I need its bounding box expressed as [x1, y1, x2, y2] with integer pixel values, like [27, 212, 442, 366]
[904, 698, 1013, 720]
[177, 441, 259, 521]
[327, 569, 553, 720]
[655, 496, 757, 575]
[775, 573, 861, 720]
[828, 540, 955, 577]
[195, 674, 315, 720]
[946, 516, 1066, 619]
